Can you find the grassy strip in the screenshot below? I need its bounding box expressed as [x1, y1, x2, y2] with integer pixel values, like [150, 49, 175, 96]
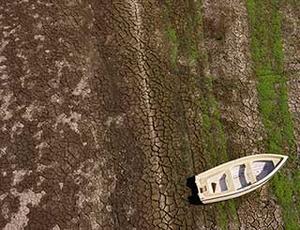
[201, 77, 238, 229]
[246, 0, 299, 228]
[164, 1, 238, 228]
[201, 78, 228, 167]
[164, 1, 239, 228]
[200, 78, 228, 229]
[164, 0, 202, 66]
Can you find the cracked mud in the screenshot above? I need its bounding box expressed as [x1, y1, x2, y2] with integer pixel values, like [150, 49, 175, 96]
[0, 0, 299, 229]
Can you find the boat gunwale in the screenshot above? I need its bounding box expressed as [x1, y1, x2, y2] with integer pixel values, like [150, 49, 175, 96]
[197, 154, 287, 178]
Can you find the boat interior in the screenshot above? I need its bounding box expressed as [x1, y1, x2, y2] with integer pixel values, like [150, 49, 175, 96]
[198, 158, 282, 197]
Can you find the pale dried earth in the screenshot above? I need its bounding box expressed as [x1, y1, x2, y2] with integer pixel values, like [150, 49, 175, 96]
[0, 0, 299, 230]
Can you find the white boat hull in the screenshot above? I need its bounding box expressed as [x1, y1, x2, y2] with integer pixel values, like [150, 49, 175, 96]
[195, 154, 288, 204]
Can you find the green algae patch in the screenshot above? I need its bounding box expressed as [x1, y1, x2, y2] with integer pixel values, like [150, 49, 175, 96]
[246, 0, 299, 228]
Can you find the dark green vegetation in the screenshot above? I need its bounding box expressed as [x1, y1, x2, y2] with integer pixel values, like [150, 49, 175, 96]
[164, 1, 238, 228]
[246, 0, 300, 228]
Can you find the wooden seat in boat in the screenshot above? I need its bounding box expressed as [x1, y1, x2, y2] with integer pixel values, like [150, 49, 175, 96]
[245, 162, 256, 184]
[225, 169, 235, 192]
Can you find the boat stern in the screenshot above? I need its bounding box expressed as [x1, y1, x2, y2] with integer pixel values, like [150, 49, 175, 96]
[195, 175, 207, 202]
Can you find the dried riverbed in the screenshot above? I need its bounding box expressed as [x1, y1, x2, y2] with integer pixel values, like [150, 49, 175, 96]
[0, 0, 299, 229]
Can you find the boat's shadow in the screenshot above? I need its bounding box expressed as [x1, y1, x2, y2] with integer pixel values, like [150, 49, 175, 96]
[186, 176, 204, 205]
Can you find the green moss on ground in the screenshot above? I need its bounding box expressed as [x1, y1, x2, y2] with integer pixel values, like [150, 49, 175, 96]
[164, 0, 202, 67]
[200, 78, 238, 229]
[164, 1, 239, 228]
[165, 26, 179, 66]
[201, 78, 228, 167]
[165, 2, 238, 228]
[246, 0, 300, 228]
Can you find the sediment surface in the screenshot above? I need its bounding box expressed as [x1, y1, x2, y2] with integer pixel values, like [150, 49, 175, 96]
[0, 0, 299, 229]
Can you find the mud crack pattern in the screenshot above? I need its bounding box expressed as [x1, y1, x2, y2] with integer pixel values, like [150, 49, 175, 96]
[0, 0, 298, 229]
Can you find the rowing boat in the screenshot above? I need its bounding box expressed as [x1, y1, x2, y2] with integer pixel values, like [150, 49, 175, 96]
[195, 154, 288, 204]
